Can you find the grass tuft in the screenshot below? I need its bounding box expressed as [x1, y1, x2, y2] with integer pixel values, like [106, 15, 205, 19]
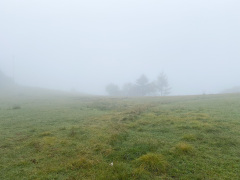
[182, 134, 197, 141]
[29, 140, 42, 152]
[40, 131, 52, 137]
[59, 127, 66, 130]
[174, 142, 194, 155]
[69, 157, 95, 170]
[135, 153, 168, 174]
[69, 127, 77, 137]
[12, 105, 21, 110]
[132, 167, 151, 179]
[98, 162, 132, 180]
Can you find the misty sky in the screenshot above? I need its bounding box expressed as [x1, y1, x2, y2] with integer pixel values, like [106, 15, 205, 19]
[1, 0, 240, 95]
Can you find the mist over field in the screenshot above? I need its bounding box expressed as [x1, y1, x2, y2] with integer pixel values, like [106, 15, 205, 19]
[1, 0, 240, 95]
[1, 1, 240, 179]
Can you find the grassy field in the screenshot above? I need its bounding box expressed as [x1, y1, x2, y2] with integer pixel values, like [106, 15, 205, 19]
[0, 93, 240, 179]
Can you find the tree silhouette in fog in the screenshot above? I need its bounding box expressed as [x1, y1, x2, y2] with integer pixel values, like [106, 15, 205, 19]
[155, 72, 171, 96]
[105, 83, 120, 96]
[135, 74, 151, 96]
[105, 72, 170, 96]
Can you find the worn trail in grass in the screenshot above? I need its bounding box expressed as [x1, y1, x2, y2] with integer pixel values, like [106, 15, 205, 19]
[0, 94, 240, 179]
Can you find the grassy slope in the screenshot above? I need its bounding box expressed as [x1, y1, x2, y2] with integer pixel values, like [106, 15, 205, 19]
[0, 93, 240, 179]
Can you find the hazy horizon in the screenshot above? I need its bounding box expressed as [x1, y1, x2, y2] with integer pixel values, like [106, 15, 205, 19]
[1, 0, 240, 95]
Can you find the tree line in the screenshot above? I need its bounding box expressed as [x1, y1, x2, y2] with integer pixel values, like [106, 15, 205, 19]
[106, 72, 171, 96]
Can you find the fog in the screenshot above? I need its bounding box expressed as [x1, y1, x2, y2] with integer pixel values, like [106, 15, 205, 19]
[1, 0, 240, 95]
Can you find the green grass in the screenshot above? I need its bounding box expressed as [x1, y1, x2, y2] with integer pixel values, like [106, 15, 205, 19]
[0, 93, 240, 179]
